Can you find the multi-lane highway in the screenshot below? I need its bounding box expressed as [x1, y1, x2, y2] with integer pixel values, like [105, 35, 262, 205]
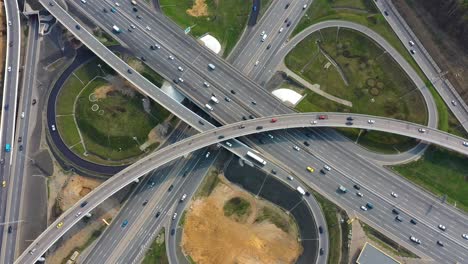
[15, 112, 468, 263]
[33, 1, 468, 262]
[0, 0, 22, 261]
[0, 15, 40, 264]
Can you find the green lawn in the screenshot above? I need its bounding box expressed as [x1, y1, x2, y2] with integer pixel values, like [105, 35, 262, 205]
[392, 146, 468, 212]
[142, 229, 169, 264]
[56, 75, 84, 115]
[160, 0, 251, 57]
[223, 197, 251, 220]
[56, 115, 81, 147]
[75, 77, 168, 162]
[287, 28, 426, 152]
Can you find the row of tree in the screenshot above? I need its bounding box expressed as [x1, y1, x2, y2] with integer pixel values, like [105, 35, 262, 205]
[416, 0, 468, 52]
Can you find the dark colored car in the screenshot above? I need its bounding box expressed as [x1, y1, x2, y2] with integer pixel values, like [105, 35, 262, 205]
[75, 24, 81, 30]
[395, 215, 403, 222]
[155, 211, 161, 218]
[121, 220, 128, 228]
[353, 184, 360, 190]
[198, 120, 204, 125]
[142, 200, 148, 206]
[168, 185, 174, 192]
[249, 115, 255, 119]
[285, 3, 290, 9]
[32, 99, 37, 105]
[80, 201, 88, 207]
[256, 126, 263, 130]
[319, 226, 323, 234]
[49, 2, 54, 6]
[304, 141, 310, 146]
[392, 209, 400, 215]
[271, 169, 277, 175]
[19, 145, 23, 151]
[320, 169, 326, 174]
[284, 18, 288, 23]
[9, 41, 13, 47]
[218, 135, 225, 139]
[347, 116, 354, 121]
[150, 45, 155, 50]
[410, 219, 417, 225]
[287, 22, 291, 27]
[437, 240, 444, 247]
[305, 191, 311, 197]
[346, 121, 353, 126]
[8, 226, 12, 233]
[136, 15, 142, 19]
[319, 248, 324, 255]
[103, 8, 107, 13]
[18, 137, 22, 143]
[183, 171, 188, 177]
[242, 116, 247, 120]
[171, 228, 176, 236]
[266, 44, 271, 50]
[384, 11, 389, 16]
[140, 56, 146, 61]
[133, 7, 138, 12]
[127, 69, 132, 74]
[230, 90, 236, 94]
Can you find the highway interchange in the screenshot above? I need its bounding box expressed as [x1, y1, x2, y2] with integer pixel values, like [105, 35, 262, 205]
[1, 0, 468, 263]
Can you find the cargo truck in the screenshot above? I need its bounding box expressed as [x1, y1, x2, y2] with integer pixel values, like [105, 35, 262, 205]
[296, 186, 306, 195]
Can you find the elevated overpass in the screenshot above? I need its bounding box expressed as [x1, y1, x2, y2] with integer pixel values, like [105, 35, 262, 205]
[15, 112, 468, 263]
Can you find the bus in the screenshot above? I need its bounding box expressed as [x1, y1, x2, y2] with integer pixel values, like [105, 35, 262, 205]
[246, 151, 266, 165]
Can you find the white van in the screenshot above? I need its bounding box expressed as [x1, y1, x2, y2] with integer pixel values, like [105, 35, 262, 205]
[208, 63, 216, 70]
[210, 96, 219, 104]
[205, 104, 213, 111]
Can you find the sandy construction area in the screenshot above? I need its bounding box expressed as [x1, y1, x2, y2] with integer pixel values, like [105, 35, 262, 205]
[181, 177, 302, 264]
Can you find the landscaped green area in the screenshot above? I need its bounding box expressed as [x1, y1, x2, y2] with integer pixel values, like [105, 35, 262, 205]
[75, 77, 169, 162]
[223, 197, 251, 219]
[160, 0, 251, 57]
[195, 167, 220, 198]
[392, 146, 468, 212]
[361, 222, 418, 258]
[287, 27, 426, 152]
[142, 229, 169, 264]
[55, 57, 170, 165]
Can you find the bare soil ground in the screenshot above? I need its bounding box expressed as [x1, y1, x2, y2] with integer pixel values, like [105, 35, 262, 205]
[93, 85, 115, 100]
[186, 0, 209, 17]
[392, 0, 468, 101]
[181, 176, 302, 264]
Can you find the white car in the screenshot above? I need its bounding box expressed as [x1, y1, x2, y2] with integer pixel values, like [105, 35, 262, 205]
[391, 192, 398, 198]
[409, 40, 415, 46]
[323, 165, 331, 171]
[268, 134, 274, 139]
[260, 30, 265, 36]
[168, 55, 174, 60]
[311, 120, 317, 125]
[279, 27, 283, 33]
[463, 141, 468, 147]
[367, 119, 375, 124]
[225, 141, 232, 147]
[8, 21, 11, 26]
[462, 234, 468, 240]
[410, 236, 421, 244]
[172, 213, 177, 220]
[293, 145, 300, 151]
[255, 60, 259, 66]
[7, 66, 11, 72]
[418, 128, 426, 133]
[81, 0, 86, 3]
[205, 151, 210, 158]
[177, 66, 184, 72]
[203, 81, 210, 87]
[146, 26, 151, 31]
[115, 2, 120, 6]
[356, 192, 363, 197]
[287, 176, 294, 181]
[360, 205, 368, 211]
[51, 125, 56, 131]
[75, 212, 82, 217]
[451, 100, 457, 106]
[438, 224, 446, 231]
[130, 24, 136, 29]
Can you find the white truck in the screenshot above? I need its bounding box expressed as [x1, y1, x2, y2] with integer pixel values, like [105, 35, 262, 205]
[112, 25, 121, 33]
[210, 96, 219, 104]
[296, 186, 306, 196]
[205, 104, 213, 111]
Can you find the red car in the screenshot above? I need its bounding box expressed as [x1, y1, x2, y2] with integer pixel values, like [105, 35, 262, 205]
[270, 118, 277, 123]
[318, 115, 328, 120]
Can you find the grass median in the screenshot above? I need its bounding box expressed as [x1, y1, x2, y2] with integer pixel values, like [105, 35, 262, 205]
[286, 27, 426, 153]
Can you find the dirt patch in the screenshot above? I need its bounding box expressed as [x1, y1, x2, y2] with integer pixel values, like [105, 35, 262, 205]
[186, 0, 209, 17]
[181, 176, 302, 264]
[93, 85, 116, 100]
[57, 175, 102, 211]
[0, 3, 6, 74]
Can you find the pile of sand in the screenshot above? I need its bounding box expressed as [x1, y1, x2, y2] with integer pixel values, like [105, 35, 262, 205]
[186, 0, 209, 17]
[181, 181, 302, 264]
[58, 175, 102, 211]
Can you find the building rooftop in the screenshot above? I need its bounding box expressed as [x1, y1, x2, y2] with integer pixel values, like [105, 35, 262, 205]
[356, 242, 401, 264]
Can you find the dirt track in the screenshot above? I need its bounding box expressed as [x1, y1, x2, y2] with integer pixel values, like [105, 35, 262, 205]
[181, 177, 302, 264]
